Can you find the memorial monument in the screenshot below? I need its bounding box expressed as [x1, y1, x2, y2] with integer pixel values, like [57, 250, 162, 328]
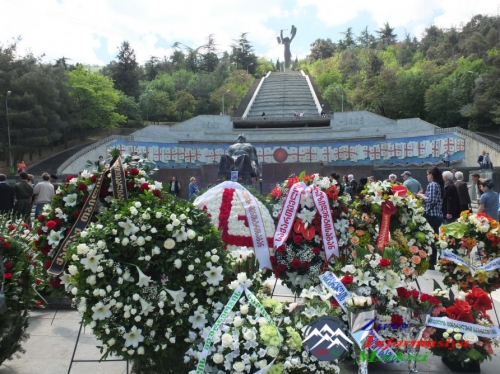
[277, 25, 297, 70]
[218, 134, 260, 184]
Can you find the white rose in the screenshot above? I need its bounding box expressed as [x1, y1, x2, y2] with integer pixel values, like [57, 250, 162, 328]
[243, 329, 256, 341]
[233, 316, 243, 327]
[258, 317, 268, 326]
[166, 224, 173, 231]
[107, 338, 115, 346]
[266, 346, 279, 357]
[185, 274, 194, 282]
[173, 219, 181, 226]
[213, 353, 224, 364]
[233, 362, 245, 372]
[174, 259, 182, 269]
[211, 255, 219, 263]
[237, 273, 247, 282]
[164, 238, 176, 249]
[152, 246, 161, 255]
[188, 265, 194, 271]
[462, 332, 479, 344]
[146, 319, 154, 327]
[240, 304, 249, 314]
[187, 229, 196, 239]
[221, 333, 233, 347]
[137, 346, 145, 355]
[134, 202, 141, 208]
[197, 236, 203, 242]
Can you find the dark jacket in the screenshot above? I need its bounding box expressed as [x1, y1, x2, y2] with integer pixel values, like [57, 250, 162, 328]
[455, 180, 471, 209]
[0, 182, 15, 212]
[169, 180, 180, 194]
[443, 181, 461, 219]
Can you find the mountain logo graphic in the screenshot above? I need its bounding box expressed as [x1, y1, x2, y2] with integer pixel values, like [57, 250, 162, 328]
[303, 316, 352, 361]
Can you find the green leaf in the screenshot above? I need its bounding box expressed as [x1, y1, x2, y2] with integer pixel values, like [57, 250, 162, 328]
[466, 348, 483, 361]
[298, 170, 306, 181]
[442, 222, 468, 239]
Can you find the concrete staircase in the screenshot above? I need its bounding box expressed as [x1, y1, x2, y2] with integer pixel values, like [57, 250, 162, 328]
[246, 72, 320, 118]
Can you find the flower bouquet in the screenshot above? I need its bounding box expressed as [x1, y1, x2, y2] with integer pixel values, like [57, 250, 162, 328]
[33, 151, 162, 295]
[427, 287, 499, 371]
[267, 172, 351, 294]
[186, 280, 341, 373]
[0, 217, 43, 365]
[64, 189, 233, 373]
[437, 211, 500, 292]
[351, 181, 434, 279]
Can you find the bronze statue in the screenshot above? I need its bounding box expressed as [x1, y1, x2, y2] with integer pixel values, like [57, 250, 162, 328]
[277, 25, 297, 70]
[218, 134, 259, 183]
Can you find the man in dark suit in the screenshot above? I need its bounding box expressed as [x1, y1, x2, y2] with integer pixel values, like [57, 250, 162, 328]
[0, 174, 15, 216]
[454, 171, 471, 213]
[442, 170, 460, 223]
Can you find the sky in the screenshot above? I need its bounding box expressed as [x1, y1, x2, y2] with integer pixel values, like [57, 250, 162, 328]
[1, 0, 499, 67]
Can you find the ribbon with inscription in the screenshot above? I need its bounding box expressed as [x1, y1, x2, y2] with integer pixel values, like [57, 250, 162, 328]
[319, 271, 401, 364]
[376, 186, 407, 252]
[110, 156, 128, 200]
[426, 316, 500, 338]
[441, 250, 500, 272]
[195, 284, 280, 374]
[193, 181, 272, 269]
[274, 182, 340, 260]
[47, 156, 127, 276]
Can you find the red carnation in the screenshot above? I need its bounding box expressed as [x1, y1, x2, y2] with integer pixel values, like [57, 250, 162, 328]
[312, 247, 321, 255]
[2, 241, 10, 248]
[65, 175, 75, 182]
[270, 256, 277, 264]
[76, 183, 87, 191]
[44, 260, 52, 270]
[8, 224, 15, 231]
[38, 215, 46, 223]
[341, 275, 353, 285]
[293, 235, 303, 244]
[140, 183, 150, 192]
[303, 261, 310, 269]
[127, 181, 135, 190]
[37, 229, 44, 236]
[0, 237, 4, 242]
[379, 259, 391, 267]
[5, 263, 14, 270]
[291, 258, 301, 269]
[46, 220, 57, 230]
[49, 277, 62, 288]
[41, 245, 52, 255]
[129, 168, 140, 176]
[90, 175, 97, 183]
[277, 264, 286, 272]
[270, 187, 282, 198]
[153, 190, 161, 197]
[4, 273, 13, 280]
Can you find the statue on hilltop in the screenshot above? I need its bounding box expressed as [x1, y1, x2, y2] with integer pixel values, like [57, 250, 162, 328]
[277, 25, 297, 70]
[218, 134, 259, 184]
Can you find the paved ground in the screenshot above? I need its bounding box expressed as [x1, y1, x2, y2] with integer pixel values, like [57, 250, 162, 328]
[0, 270, 499, 374]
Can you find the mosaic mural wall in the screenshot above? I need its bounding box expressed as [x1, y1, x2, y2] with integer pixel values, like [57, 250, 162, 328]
[109, 134, 465, 168]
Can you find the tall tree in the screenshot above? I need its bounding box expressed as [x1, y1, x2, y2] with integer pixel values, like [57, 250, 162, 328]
[308, 38, 336, 61]
[376, 22, 397, 47]
[230, 33, 257, 72]
[341, 27, 356, 49]
[108, 41, 140, 99]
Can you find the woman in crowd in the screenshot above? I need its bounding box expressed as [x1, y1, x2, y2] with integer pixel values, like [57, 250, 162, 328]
[417, 166, 444, 269]
[189, 177, 199, 199]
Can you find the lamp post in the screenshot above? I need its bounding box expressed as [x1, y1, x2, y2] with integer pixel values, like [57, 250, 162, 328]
[246, 63, 254, 74]
[5, 91, 12, 172]
[222, 89, 230, 115]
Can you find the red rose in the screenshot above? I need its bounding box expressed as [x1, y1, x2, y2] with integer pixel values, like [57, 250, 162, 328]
[38, 215, 46, 223]
[341, 275, 353, 285]
[291, 258, 301, 269]
[74, 209, 82, 218]
[37, 229, 44, 235]
[127, 181, 135, 190]
[5, 263, 14, 270]
[277, 264, 286, 272]
[76, 183, 87, 191]
[0, 237, 4, 242]
[303, 261, 310, 269]
[379, 259, 391, 267]
[100, 185, 109, 197]
[312, 247, 321, 255]
[293, 235, 303, 244]
[391, 314, 404, 328]
[4, 273, 13, 280]
[46, 220, 57, 230]
[36, 300, 42, 307]
[8, 224, 15, 231]
[396, 287, 410, 298]
[49, 277, 62, 288]
[270, 187, 282, 198]
[410, 290, 420, 299]
[140, 183, 150, 192]
[276, 245, 286, 254]
[40, 245, 51, 255]
[153, 190, 161, 197]
[44, 260, 52, 270]
[129, 168, 140, 176]
[90, 175, 97, 183]
[65, 175, 75, 182]
[36, 278, 42, 285]
[331, 299, 340, 307]
[2, 241, 10, 248]
[270, 256, 277, 264]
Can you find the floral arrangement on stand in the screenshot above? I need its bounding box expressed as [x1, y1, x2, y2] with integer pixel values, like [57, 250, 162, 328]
[186, 279, 341, 374]
[0, 217, 43, 365]
[425, 286, 499, 370]
[64, 187, 233, 373]
[193, 182, 275, 275]
[32, 152, 161, 295]
[351, 181, 434, 279]
[437, 211, 500, 292]
[266, 172, 351, 293]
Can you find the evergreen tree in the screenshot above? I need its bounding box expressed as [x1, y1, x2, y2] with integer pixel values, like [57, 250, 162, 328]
[108, 41, 140, 100]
